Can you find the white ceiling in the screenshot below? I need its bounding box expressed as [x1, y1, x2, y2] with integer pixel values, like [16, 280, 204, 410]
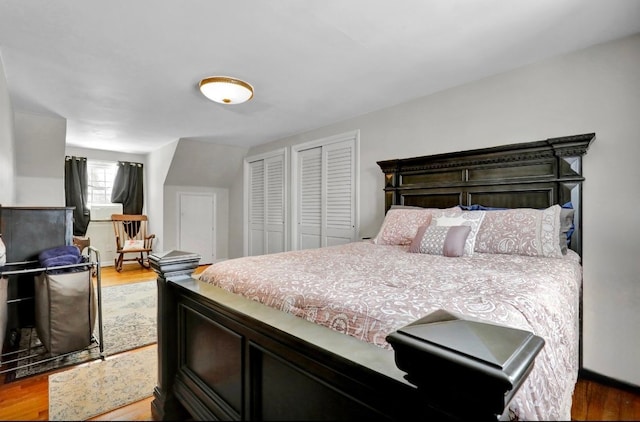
[1, 0, 639, 154]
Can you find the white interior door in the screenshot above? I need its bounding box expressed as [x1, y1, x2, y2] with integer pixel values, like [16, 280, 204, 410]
[179, 192, 215, 265]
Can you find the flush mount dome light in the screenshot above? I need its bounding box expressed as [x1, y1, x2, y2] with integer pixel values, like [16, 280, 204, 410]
[199, 76, 254, 105]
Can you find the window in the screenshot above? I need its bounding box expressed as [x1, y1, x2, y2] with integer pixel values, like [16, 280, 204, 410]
[87, 160, 118, 206]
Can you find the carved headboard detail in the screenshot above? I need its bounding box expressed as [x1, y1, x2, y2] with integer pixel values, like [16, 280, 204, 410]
[377, 133, 595, 256]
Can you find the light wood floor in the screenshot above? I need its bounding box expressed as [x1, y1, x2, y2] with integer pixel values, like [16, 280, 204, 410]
[0, 263, 639, 420]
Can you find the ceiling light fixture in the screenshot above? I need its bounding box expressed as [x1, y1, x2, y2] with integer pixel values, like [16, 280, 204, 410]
[199, 76, 254, 105]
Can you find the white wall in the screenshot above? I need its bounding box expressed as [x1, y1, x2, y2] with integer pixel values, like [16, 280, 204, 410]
[66, 147, 147, 169]
[15, 111, 67, 205]
[243, 34, 640, 387]
[164, 139, 247, 187]
[227, 169, 245, 259]
[0, 55, 16, 206]
[146, 139, 179, 254]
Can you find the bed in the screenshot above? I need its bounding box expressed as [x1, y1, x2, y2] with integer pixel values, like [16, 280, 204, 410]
[150, 133, 594, 421]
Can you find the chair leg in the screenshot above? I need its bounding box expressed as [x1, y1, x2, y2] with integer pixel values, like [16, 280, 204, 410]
[115, 254, 123, 272]
[141, 252, 151, 269]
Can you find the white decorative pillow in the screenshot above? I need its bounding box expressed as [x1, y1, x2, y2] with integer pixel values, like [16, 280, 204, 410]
[122, 239, 145, 251]
[430, 209, 486, 256]
[373, 208, 433, 246]
[474, 204, 564, 258]
[409, 225, 471, 257]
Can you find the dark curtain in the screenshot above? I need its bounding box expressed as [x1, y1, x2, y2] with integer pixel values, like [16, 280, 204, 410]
[64, 156, 91, 236]
[110, 161, 144, 214]
[111, 161, 144, 237]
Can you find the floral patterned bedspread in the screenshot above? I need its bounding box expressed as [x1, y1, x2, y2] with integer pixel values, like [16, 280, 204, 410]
[198, 241, 582, 420]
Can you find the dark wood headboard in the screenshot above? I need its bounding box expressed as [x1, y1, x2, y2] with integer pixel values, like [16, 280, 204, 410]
[377, 133, 594, 256]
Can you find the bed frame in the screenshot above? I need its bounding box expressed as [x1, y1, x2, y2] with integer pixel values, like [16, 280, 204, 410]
[150, 133, 594, 421]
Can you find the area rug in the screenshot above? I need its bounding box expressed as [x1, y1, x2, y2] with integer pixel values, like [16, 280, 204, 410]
[2, 280, 157, 382]
[48, 345, 157, 421]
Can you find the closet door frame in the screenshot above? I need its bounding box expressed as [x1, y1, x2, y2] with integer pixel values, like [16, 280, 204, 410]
[290, 130, 360, 251]
[243, 148, 288, 256]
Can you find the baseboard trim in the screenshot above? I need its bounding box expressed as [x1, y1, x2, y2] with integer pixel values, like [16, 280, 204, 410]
[579, 368, 640, 394]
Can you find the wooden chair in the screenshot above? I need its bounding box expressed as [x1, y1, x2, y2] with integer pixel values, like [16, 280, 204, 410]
[72, 236, 90, 254]
[72, 236, 96, 276]
[111, 214, 155, 272]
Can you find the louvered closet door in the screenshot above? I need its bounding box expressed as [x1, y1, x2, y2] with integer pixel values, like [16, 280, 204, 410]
[248, 160, 265, 255]
[297, 138, 356, 250]
[248, 154, 286, 256]
[298, 147, 322, 250]
[324, 140, 355, 246]
[264, 156, 285, 253]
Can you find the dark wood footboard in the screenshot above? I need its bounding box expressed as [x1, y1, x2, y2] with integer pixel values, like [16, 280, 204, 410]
[150, 251, 424, 421]
[150, 251, 543, 421]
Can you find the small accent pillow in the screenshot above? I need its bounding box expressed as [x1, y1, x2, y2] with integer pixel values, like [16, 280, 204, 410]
[474, 204, 564, 258]
[122, 239, 145, 250]
[373, 208, 433, 245]
[429, 209, 486, 256]
[409, 225, 471, 257]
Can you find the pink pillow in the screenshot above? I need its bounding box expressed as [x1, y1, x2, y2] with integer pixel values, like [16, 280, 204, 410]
[409, 225, 471, 257]
[373, 208, 433, 245]
[474, 205, 564, 258]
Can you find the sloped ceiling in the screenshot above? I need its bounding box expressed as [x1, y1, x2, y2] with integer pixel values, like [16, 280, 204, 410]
[164, 139, 247, 187]
[0, 0, 639, 154]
